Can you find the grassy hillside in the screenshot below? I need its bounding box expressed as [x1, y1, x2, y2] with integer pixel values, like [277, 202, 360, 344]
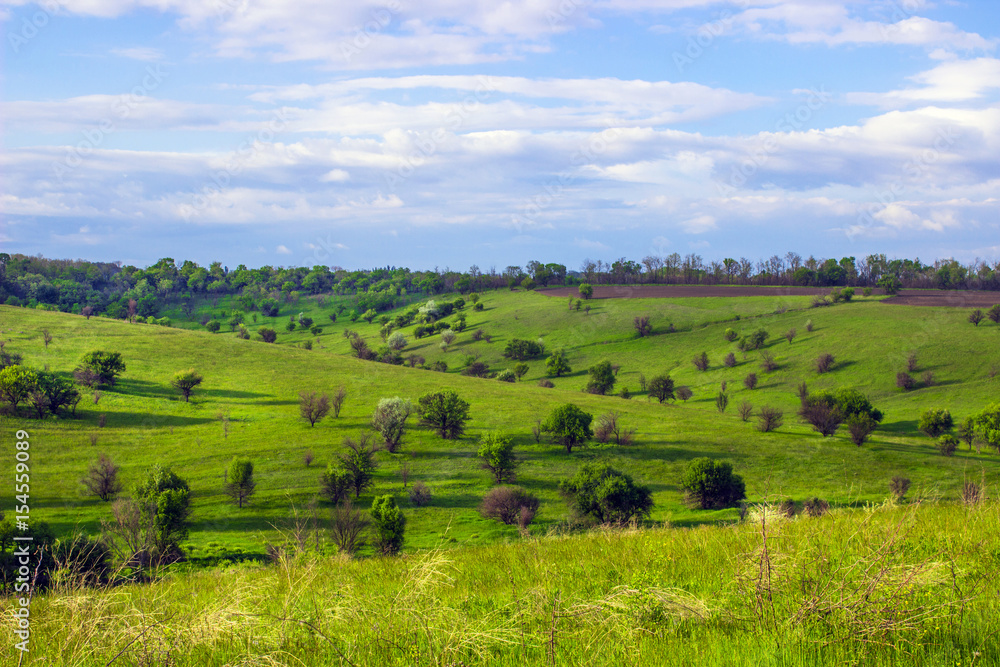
[4, 501, 997, 666]
[1, 288, 998, 561]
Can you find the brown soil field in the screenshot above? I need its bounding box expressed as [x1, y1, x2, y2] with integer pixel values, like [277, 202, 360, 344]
[538, 285, 1000, 307]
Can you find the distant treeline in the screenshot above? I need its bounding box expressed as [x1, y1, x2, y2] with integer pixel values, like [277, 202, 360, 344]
[1, 251, 997, 319]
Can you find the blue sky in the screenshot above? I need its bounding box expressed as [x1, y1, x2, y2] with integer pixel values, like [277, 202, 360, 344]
[1, 0, 998, 271]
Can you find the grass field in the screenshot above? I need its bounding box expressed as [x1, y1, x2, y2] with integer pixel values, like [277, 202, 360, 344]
[1, 288, 998, 562]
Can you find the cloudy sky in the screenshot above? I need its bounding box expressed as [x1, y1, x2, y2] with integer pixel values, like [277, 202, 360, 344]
[1, 0, 998, 270]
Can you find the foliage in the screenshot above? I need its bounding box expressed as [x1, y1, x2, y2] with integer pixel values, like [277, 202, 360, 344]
[387, 331, 407, 351]
[968, 309, 984, 326]
[257, 327, 277, 343]
[692, 351, 709, 371]
[846, 415, 878, 446]
[739, 328, 768, 351]
[679, 458, 746, 510]
[479, 486, 539, 526]
[647, 374, 675, 403]
[341, 433, 379, 498]
[320, 463, 352, 505]
[799, 394, 843, 437]
[503, 339, 543, 361]
[889, 476, 911, 501]
[370, 495, 405, 556]
[918, 408, 953, 438]
[743, 372, 758, 390]
[578, 283, 593, 299]
[408, 482, 432, 507]
[756, 406, 783, 432]
[299, 391, 331, 427]
[896, 371, 915, 391]
[737, 400, 753, 422]
[633, 316, 652, 337]
[417, 390, 471, 439]
[723, 352, 737, 368]
[225, 457, 257, 508]
[561, 462, 653, 524]
[974, 402, 1000, 451]
[585, 360, 616, 395]
[937, 434, 959, 457]
[79, 350, 126, 387]
[715, 392, 729, 413]
[724, 327, 738, 342]
[815, 353, 835, 373]
[542, 403, 594, 453]
[371, 397, 413, 453]
[545, 350, 572, 377]
[676, 386, 693, 402]
[132, 465, 192, 559]
[170, 368, 203, 402]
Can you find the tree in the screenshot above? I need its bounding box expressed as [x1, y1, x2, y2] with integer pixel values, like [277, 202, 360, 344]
[34, 371, 81, 417]
[957, 415, 977, 451]
[642, 373, 675, 403]
[258, 327, 277, 343]
[988, 304, 1000, 324]
[477, 432, 519, 484]
[679, 458, 746, 510]
[560, 462, 653, 524]
[320, 463, 353, 505]
[387, 331, 407, 351]
[170, 369, 203, 402]
[371, 397, 412, 453]
[937, 434, 959, 456]
[829, 388, 884, 423]
[756, 406, 783, 432]
[578, 283, 593, 300]
[504, 339, 542, 361]
[513, 363, 529, 380]
[0, 365, 38, 410]
[330, 498, 369, 556]
[299, 391, 331, 427]
[225, 457, 257, 508]
[692, 352, 709, 371]
[480, 486, 539, 526]
[585, 360, 616, 395]
[918, 408, 953, 438]
[82, 453, 122, 501]
[975, 403, 1000, 452]
[78, 350, 126, 387]
[82, 306, 94, 319]
[546, 350, 572, 377]
[342, 433, 379, 498]
[968, 309, 984, 326]
[846, 415, 878, 446]
[594, 411, 636, 445]
[205, 320, 221, 333]
[41, 329, 53, 348]
[542, 403, 593, 453]
[633, 316, 652, 337]
[799, 395, 843, 437]
[370, 495, 405, 556]
[877, 274, 901, 295]
[417, 390, 471, 439]
[133, 465, 191, 560]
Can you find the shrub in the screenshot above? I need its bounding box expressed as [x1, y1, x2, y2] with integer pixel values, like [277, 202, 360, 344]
[889, 476, 911, 501]
[408, 482, 432, 507]
[907, 352, 919, 372]
[796, 381, 809, 405]
[740, 328, 768, 351]
[319, 464, 352, 505]
[538, 378, 554, 388]
[480, 486, 539, 526]
[921, 371, 935, 387]
[743, 372, 758, 390]
[303, 450, 314, 467]
[988, 304, 1000, 324]
[830, 388, 884, 423]
[716, 392, 729, 413]
[542, 403, 593, 453]
[33, 371, 80, 417]
[815, 353, 835, 373]
[432, 361, 448, 373]
[370, 495, 405, 556]
[371, 397, 413, 453]
[225, 457, 256, 508]
[417, 390, 471, 439]
[756, 406, 783, 432]
[341, 433, 379, 498]
[785, 328, 796, 344]
[496, 369, 516, 383]
[462, 361, 491, 378]
[968, 309, 984, 326]
[82, 454, 122, 501]
[633, 316, 653, 337]
[205, 320, 221, 333]
[170, 369, 203, 402]
[957, 416, 977, 451]
[799, 395, 843, 437]
[132, 465, 191, 560]
[638, 373, 647, 392]
[473, 302, 484, 311]
[300, 391, 331, 427]
[723, 352, 737, 368]
[0, 365, 38, 411]
[676, 386, 693, 402]
[349, 334, 375, 360]
[593, 411, 636, 446]
[332, 386, 347, 417]
[330, 499, 368, 556]
[618, 386, 631, 400]
[478, 432, 518, 484]
[692, 352, 709, 371]
[918, 408, 953, 438]
[413, 325, 428, 339]
[846, 414, 878, 446]
[513, 363, 529, 379]
[585, 360, 616, 395]
[738, 400, 753, 422]
[302, 340, 313, 350]
[546, 350, 572, 377]
[257, 327, 277, 343]
[578, 283, 593, 299]
[896, 371, 915, 391]
[724, 328, 738, 342]
[937, 434, 959, 457]
[679, 458, 746, 510]
[561, 463, 653, 524]
[645, 374, 674, 403]
[387, 331, 407, 351]
[804, 497, 829, 517]
[760, 351, 778, 372]
[78, 350, 126, 387]
[805, 319, 813, 332]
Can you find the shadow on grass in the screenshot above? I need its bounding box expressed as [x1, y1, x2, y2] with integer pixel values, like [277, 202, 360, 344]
[76, 410, 218, 428]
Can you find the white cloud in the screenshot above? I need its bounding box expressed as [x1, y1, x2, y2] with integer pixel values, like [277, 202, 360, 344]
[847, 58, 1000, 108]
[110, 47, 164, 61]
[276, 244, 292, 254]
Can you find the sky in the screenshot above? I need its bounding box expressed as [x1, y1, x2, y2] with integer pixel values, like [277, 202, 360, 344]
[1, 0, 998, 271]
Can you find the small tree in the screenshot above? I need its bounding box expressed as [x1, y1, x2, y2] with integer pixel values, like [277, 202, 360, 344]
[561, 462, 653, 524]
[478, 432, 518, 484]
[132, 465, 191, 561]
[988, 304, 1000, 324]
[593, 411, 636, 446]
[756, 406, 783, 432]
[342, 433, 379, 498]
[647, 374, 675, 403]
[633, 316, 652, 337]
[785, 328, 796, 344]
[504, 339, 542, 361]
[692, 352, 709, 371]
[82, 454, 122, 501]
[815, 353, 835, 373]
[258, 327, 277, 343]
[78, 350, 126, 387]
[743, 372, 758, 390]
[759, 351, 778, 372]
[679, 458, 746, 510]
[0, 365, 38, 410]
[513, 363, 529, 380]
[585, 360, 616, 395]
[409, 482, 432, 507]
[896, 371, 915, 391]
[889, 476, 911, 501]
[225, 457, 257, 508]
[578, 283, 593, 299]
[387, 331, 407, 351]
[716, 392, 729, 413]
[918, 408, 953, 438]
[299, 391, 331, 427]
[846, 414, 878, 446]
[170, 369, 203, 402]
[371, 397, 412, 453]
[205, 320, 221, 333]
[332, 385, 347, 417]
[723, 352, 737, 368]
[370, 495, 405, 556]
[82, 306, 94, 319]
[480, 486, 539, 526]
[546, 350, 572, 377]
[937, 434, 959, 457]
[330, 499, 368, 556]
[676, 386, 693, 402]
[799, 395, 843, 437]
[737, 400, 753, 422]
[724, 328, 738, 342]
[417, 390, 471, 439]
[41, 329, 53, 348]
[542, 403, 593, 453]
[320, 463, 352, 505]
[968, 309, 984, 326]
[957, 415, 977, 451]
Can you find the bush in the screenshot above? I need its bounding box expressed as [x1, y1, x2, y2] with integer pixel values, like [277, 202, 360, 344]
[257, 327, 277, 343]
[889, 476, 911, 501]
[815, 353, 835, 373]
[387, 331, 407, 351]
[585, 360, 616, 395]
[538, 379, 554, 388]
[937, 434, 959, 457]
[320, 463, 352, 505]
[896, 371, 915, 391]
[799, 395, 843, 437]
[432, 361, 448, 373]
[918, 408, 953, 438]
[756, 406, 783, 432]
[225, 457, 256, 508]
[408, 482, 432, 507]
[417, 390, 471, 439]
[132, 465, 192, 560]
[715, 392, 729, 413]
[647, 374, 675, 403]
[760, 351, 778, 372]
[692, 352, 709, 371]
[738, 400, 753, 422]
[341, 433, 379, 499]
[724, 328, 738, 342]
[503, 338, 543, 361]
[170, 369, 203, 402]
[300, 391, 331, 427]
[922, 371, 935, 387]
[633, 316, 652, 337]
[542, 403, 593, 453]
[723, 352, 737, 368]
[513, 363, 529, 380]
[546, 350, 572, 377]
[743, 372, 758, 390]
[78, 350, 126, 387]
[593, 411, 636, 446]
[370, 495, 405, 556]
[740, 329, 768, 351]
[679, 458, 746, 510]
[578, 283, 593, 299]
[968, 309, 984, 326]
[82, 453, 122, 501]
[804, 497, 829, 517]
[205, 320, 221, 333]
[496, 369, 516, 383]
[805, 319, 814, 332]
[785, 328, 796, 344]
[480, 486, 539, 526]
[846, 414, 878, 446]
[988, 304, 1000, 324]
[462, 361, 491, 378]
[371, 397, 413, 452]
[478, 432, 518, 484]
[561, 462, 653, 524]
[676, 386, 693, 402]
